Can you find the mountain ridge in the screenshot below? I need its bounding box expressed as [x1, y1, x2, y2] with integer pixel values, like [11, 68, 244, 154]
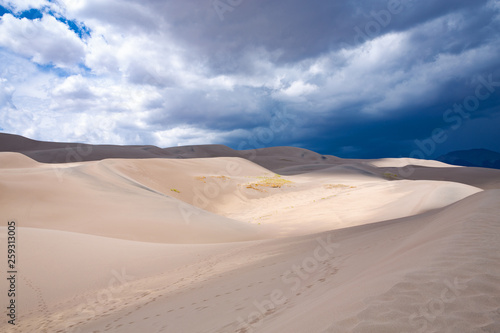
[437, 148, 500, 169]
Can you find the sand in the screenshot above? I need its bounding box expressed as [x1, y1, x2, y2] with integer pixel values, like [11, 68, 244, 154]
[1, 134, 499, 332]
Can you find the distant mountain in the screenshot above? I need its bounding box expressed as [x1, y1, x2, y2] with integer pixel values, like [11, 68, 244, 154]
[437, 149, 500, 169]
[0, 132, 339, 171]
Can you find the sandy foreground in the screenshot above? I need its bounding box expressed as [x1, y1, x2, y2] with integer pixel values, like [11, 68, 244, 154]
[0, 135, 499, 332]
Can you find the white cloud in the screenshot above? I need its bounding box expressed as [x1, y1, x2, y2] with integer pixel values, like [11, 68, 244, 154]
[272, 80, 318, 103]
[153, 126, 240, 148]
[52, 74, 95, 100]
[0, 79, 15, 108]
[0, 78, 37, 138]
[282, 80, 318, 97]
[0, 14, 86, 69]
[0, 0, 52, 12]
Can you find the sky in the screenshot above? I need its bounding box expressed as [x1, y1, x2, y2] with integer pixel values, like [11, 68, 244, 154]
[0, 0, 499, 158]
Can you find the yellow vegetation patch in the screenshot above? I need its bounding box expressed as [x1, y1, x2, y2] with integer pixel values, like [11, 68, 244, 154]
[383, 172, 399, 180]
[195, 176, 207, 183]
[246, 174, 293, 192]
[195, 175, 230, 183]
[212, 175, 230, 181]
[324, 184, 356, 189]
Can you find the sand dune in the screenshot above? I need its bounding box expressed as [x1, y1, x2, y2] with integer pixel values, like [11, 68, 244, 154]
[363, 157, 461, 169]
[1, 191, 498, 333]
[401, 165, 500, 190]
[0, 152, 40, 169]
[0, 134, 499, 332]
[0, 153, 481, 241]
[0, 154, 271, 244]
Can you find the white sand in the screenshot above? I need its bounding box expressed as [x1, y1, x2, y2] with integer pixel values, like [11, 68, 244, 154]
[1, 136, 499, 333]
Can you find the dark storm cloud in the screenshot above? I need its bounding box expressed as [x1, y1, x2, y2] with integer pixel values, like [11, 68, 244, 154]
[145, 87, 275, 131]
[291, 68, 500, 159]
[137, 0, 499, 159]
[148, 0, 491, 72]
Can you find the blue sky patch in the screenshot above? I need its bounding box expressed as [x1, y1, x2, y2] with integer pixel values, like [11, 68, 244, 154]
[0, 5, 12, 16]
[18, 8, 43, 20]
[35, 62, 73, 77]
[56, 16, 92, 39]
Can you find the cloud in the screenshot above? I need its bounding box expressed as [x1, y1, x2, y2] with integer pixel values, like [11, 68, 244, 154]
[0, 0, 499, 157]
[0, 13, 86, 68]
[0, 78, 39, 139]
[64, 0, 161, 33]
[52, 74, 95, 100]
[0, 0, 51, 13]
[0, 78, 15, 108]
[276, 80, 318, 100]
[154, 126, 245, 148]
